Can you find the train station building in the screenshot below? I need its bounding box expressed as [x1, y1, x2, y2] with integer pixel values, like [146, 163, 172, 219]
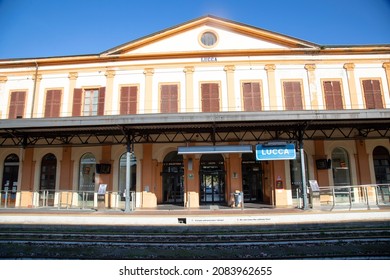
[0, 15, 389, 210]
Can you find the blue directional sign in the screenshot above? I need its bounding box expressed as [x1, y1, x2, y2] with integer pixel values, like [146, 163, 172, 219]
[255, 143, 296, 160]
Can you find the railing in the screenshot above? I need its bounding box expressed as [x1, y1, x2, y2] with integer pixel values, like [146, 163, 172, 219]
[0, 189, 136, 211]
[318, 184, 390, 209]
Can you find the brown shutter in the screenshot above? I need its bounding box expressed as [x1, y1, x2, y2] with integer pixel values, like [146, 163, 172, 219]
[8, 91, 26, 119]
[120, 86, 137, 114]
[97, 87, 105, 116]
[201, 83, 210, 112]
[243, 82, 261, 111]
[363, 80, 383, 109]
[160, 85, 170, 113]
[209, 83, 219, 112]
[284, 81, 303, 110]
[324, 81, 343, 110]
[120, 86, 129, 115]
[45, 90, 62, 118]
[170, 85, 178, 113]
[72, 88, 82, 116]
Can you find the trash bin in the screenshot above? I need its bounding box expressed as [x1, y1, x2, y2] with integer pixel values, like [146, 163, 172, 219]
[233, 191, 242, 207]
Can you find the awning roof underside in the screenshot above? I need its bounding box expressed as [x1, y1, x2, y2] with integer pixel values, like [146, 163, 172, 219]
[0, 110, 389, 148]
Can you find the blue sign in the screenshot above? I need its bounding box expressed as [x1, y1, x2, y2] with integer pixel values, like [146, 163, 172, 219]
[255, 143, 296, 161]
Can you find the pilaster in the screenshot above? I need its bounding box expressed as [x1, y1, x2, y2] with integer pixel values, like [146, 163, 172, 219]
[224, 65, 236, 111]
[265, 64, 277, 110]
[383, 63, 390, 95]
[304, 64, 318, 109]
[344, 63, 359, 109]
[184, 66, 195, 112]
[31, 74, 42, 118]
[104, 70, 116, 115]
[67, 72, 78, 117]
[143, 68, 154, 114]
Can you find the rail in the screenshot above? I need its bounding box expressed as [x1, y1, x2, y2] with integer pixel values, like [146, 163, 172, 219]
[0, 189, 136, 211]
[318, 184, 390, 209]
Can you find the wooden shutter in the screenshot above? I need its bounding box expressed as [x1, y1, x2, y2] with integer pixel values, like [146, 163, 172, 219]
[161, 84, 178, 113]
[201, 83, 219, 112]
[243, 82, 261, 111]
[120, 86, 138, 114]
[72, 88, 82, 116]
[8, 91, 26, 119]
[283, 81, 303, 110]
[44, 89, 62, 117]
[363, 80, 383, 109]
[324, 81, 343, 110]
[97, 87, 105, 116]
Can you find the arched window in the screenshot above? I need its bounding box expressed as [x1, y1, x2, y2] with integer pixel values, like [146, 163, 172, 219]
[2, 154, 19, 207]
[373, 146, 390, 184]
[40, 153, 57, 191]
[331, 147, 351, 186]
[119, 153, 137, 197]
[79, 153, 96, 192]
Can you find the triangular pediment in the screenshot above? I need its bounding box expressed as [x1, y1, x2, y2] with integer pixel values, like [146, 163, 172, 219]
[102, 15, 319, 57]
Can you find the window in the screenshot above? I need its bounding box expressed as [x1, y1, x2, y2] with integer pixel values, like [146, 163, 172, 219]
[242, 82, 261, 111]
[331, 147, 351, 187]
[40, 153, 57, 191]
[44, 89, 62, 117]
[79, 153, 96, 192]
[8, 91, 26, 119]
[283, 81, 303, 110]
[160, 84, 178, 113]
[323, 81, 343, 110]
[120, 86, 138, 114]
[200, 31, 218, 48]
[362, 79, 383, 109]
[72, 87, 105, 116]
[201, 83, 220, 112]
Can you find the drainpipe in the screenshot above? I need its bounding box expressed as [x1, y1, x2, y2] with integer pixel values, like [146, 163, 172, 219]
[30, 61, 38, 118]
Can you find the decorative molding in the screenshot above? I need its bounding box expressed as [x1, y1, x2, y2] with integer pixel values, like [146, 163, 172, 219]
[183, 66, 195, 73]
[343, 63, 355, 70]
[143, 68, 154, 76]
[32, 74, 42, 81]
[304, 64, 316, 71]
[105, 70, 116, 79]
[383, 62, 390, 70]
[68, 72, 78, 80]
[264, 64, 276, 71]
[224, 65, 236, 72]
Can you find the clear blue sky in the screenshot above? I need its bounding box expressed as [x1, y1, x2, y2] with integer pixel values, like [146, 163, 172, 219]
[0, 0, 389, 59]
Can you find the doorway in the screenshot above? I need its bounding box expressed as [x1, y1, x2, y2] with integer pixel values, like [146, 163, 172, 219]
[200, 154, 225, 204]
[241, 153, 263, 203]
[162, 152, 184, 204]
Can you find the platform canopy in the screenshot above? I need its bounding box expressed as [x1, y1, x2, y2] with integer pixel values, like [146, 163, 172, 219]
[0, 109, 389, 148]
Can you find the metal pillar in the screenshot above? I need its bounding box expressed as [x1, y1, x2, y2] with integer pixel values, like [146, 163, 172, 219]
[124, 142, 132, 213]
[299, 139, 309, 210]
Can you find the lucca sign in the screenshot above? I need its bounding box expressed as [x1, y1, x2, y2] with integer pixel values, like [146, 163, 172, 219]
[255, 143, 296, 161]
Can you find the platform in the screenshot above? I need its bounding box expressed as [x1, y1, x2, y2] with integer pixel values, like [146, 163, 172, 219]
[0, 204, 389, 226]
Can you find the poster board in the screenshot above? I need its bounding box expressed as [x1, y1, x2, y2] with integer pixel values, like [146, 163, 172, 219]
[308, 180, 320, 191]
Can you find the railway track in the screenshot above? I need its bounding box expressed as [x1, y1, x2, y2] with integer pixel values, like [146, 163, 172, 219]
[1, 224, 389, 259]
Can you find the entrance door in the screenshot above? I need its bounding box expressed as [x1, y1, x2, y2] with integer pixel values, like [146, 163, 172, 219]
[200, 154, 225, 204]
[162, 152, 184, 204]
[241, 153, 263, 202]
[2, 154, 19, 207]
[39, 153, 57, 206]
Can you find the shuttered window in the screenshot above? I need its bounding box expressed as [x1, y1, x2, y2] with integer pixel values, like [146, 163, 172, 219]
[44, 89, 62, 117]
[362, 79, 383, 109]
[283, 81, 303, 110]
[323, 81, 344, 110]
[243, 82, 261, 111]
[160, 84, 178, 113]
[72, 87, 105, 116]
[201, 83, 219, 112]
[8, 91, 26, 119]
[120, 86, 138, 114]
